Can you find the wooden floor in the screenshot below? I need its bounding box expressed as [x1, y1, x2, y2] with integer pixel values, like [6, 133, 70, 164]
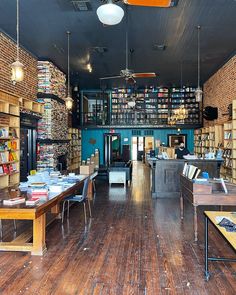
[1, 162, 236, 294]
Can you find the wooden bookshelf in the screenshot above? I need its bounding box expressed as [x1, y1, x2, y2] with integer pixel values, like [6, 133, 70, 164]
[68, 128, 81, 171]
[0, 90, 20, 189]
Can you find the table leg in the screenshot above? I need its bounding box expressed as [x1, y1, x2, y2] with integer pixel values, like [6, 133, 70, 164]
[204, 216, 210, 281]
[194, 206, 198, 242]
[180, 192, 184, 219]
[31, 214, 47, 256]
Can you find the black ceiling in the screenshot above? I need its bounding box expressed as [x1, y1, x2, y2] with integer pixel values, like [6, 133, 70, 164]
[0, 0, 235, 89]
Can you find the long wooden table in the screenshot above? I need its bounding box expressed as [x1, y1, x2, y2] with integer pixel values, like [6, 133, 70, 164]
[0, 175, 88, 255]
[180, 174, 236, 241]
[204, 211, 236, 281]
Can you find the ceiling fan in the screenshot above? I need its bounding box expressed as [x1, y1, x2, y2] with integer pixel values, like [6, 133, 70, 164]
[121, 0, 177, 7]
[100, 7, 157, 83]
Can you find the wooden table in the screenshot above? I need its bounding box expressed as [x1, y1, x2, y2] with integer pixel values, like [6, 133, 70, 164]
[180, 174, 236, 241]
[0, 175, 88, 255]
[204, 211, 236, 281]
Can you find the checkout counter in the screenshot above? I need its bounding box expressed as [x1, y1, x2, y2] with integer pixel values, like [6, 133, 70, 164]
[148, 158, 222, 198]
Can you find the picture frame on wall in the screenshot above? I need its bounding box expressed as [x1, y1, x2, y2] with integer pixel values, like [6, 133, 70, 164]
[167, 134, 187, 148]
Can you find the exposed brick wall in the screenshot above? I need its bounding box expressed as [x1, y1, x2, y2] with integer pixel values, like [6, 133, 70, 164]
[0, 32, 37, 100]
[203, 55, 236, 126]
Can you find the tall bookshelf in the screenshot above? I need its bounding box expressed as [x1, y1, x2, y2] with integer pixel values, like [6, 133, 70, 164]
[169, 87, 200, 125]
[68, 128, 81, 171]
[232, 100, 236, 183]
[220, 121, 232, 180]
[0, 90, 20, 189]
[109, 87, 201, 126]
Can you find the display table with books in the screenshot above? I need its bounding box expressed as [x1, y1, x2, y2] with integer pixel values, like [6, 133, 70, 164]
[180, 174, 236, 241]
[0, 174, 89, 255]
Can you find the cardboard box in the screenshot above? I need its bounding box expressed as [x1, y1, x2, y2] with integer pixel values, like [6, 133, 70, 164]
[80, 164, 94, 175]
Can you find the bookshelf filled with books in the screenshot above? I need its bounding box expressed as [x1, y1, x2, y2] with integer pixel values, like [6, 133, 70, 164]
[0, 90, 20, 189]
[68, 128, 81, 171]
[220, 121, 232, 181]
[194, 124, 224, 158]
[109, 87, 201, 127]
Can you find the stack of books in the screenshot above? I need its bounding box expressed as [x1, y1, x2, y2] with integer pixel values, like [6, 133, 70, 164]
[3, 197, 25, 206]
[26, 197, 40, 206]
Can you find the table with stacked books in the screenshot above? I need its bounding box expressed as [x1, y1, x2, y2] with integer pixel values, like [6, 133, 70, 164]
[0, 173, 89, 255]
[180, 167, 236, 241]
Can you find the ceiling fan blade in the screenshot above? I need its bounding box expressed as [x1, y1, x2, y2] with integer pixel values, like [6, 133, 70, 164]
[132, 73, 156, 78]
[124, 0, 172, 7]
[99, 75, 122, 80]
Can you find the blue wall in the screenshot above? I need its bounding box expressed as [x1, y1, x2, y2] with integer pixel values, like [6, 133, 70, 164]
[82, 128, 194, 165]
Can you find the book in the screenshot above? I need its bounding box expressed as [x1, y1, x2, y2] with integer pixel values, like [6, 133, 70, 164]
[3, 197, 25, 205]
[26, 197, 40, 206]
[220, 178, 228, 194]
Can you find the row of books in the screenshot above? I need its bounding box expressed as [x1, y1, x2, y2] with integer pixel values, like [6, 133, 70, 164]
[0, 163, 17, 174]
[3, 196, 40, 206]
[183, 163, 201, 180]
[0, 151, 18, 163]
[0, 140, 17, 151]
[0, 128, 18, 138]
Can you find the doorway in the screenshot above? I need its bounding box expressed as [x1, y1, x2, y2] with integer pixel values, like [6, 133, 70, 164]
[131, 136, 154, 161]
[20, 128, 37, 181]
[104, 133, 121, 167]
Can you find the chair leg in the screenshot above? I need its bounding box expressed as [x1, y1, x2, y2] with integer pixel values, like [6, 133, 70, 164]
[67, 200, 70, 219]
[0, 220, 2, 240]
[83, 202, 87, 224]
[93, 179, 96, 193]
[13, 220, 17, 231]
[62, 200, 66, 223]
[87, 199, 92, 218]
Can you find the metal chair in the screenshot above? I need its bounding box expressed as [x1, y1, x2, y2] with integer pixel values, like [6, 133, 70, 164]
[61, 177, 91, 224]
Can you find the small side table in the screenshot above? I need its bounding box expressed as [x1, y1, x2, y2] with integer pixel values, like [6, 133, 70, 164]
[109, 171, 126, 186]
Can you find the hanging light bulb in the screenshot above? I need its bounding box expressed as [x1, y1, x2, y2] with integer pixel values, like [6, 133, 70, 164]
[65, 31, 73, 110]
[11, 0, 24, 83]
[97, 0, 124, 26]
[195, 25, 203, 102]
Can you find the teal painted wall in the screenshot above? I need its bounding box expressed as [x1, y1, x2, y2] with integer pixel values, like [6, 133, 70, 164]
[82, 128, 195, 165]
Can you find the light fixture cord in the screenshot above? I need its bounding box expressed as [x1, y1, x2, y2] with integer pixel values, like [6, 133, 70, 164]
[125, 5, 128, 69]
[197, 25, 201, 88]
[67, 31, 70, 96]
[16, 0, 19, 61]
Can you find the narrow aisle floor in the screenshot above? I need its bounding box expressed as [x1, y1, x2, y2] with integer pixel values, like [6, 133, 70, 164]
[0, 162, 236, 294]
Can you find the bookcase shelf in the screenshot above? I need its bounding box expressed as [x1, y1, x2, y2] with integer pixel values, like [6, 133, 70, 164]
[110, 87, 200, 126]
[68, 128, 81, 171]
[0, 90, 20, 188]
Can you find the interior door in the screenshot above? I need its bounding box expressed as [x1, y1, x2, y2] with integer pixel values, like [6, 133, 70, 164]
[104, 133, 121, 166]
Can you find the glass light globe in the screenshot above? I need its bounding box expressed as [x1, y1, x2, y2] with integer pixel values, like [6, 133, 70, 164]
[65, 96, 73, 110]
[11, 60, 24, 82]
[97, 3, 124, 26]
[195, 87, 203, 102]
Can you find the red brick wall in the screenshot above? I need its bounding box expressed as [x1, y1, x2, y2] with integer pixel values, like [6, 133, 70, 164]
[0, 32, 37, 100]
[203, 55, 236, 126]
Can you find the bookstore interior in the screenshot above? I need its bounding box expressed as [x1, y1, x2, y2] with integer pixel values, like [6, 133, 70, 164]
[0, 0, 236, 293]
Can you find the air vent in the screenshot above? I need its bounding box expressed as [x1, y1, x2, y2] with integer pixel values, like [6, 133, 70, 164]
[153, 44, 166, 51]
[70, 0, 91, 11]
[132, 130, 142, 136]
[144, 130, 154, 136]
[90, 47, 108, 54]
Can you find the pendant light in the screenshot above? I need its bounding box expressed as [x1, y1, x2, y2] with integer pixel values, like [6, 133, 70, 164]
[11, 0, 24, 83]
[97, 0, 124, 26]
[195, 25, 203, 102]
[65, 31, 73, 110]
